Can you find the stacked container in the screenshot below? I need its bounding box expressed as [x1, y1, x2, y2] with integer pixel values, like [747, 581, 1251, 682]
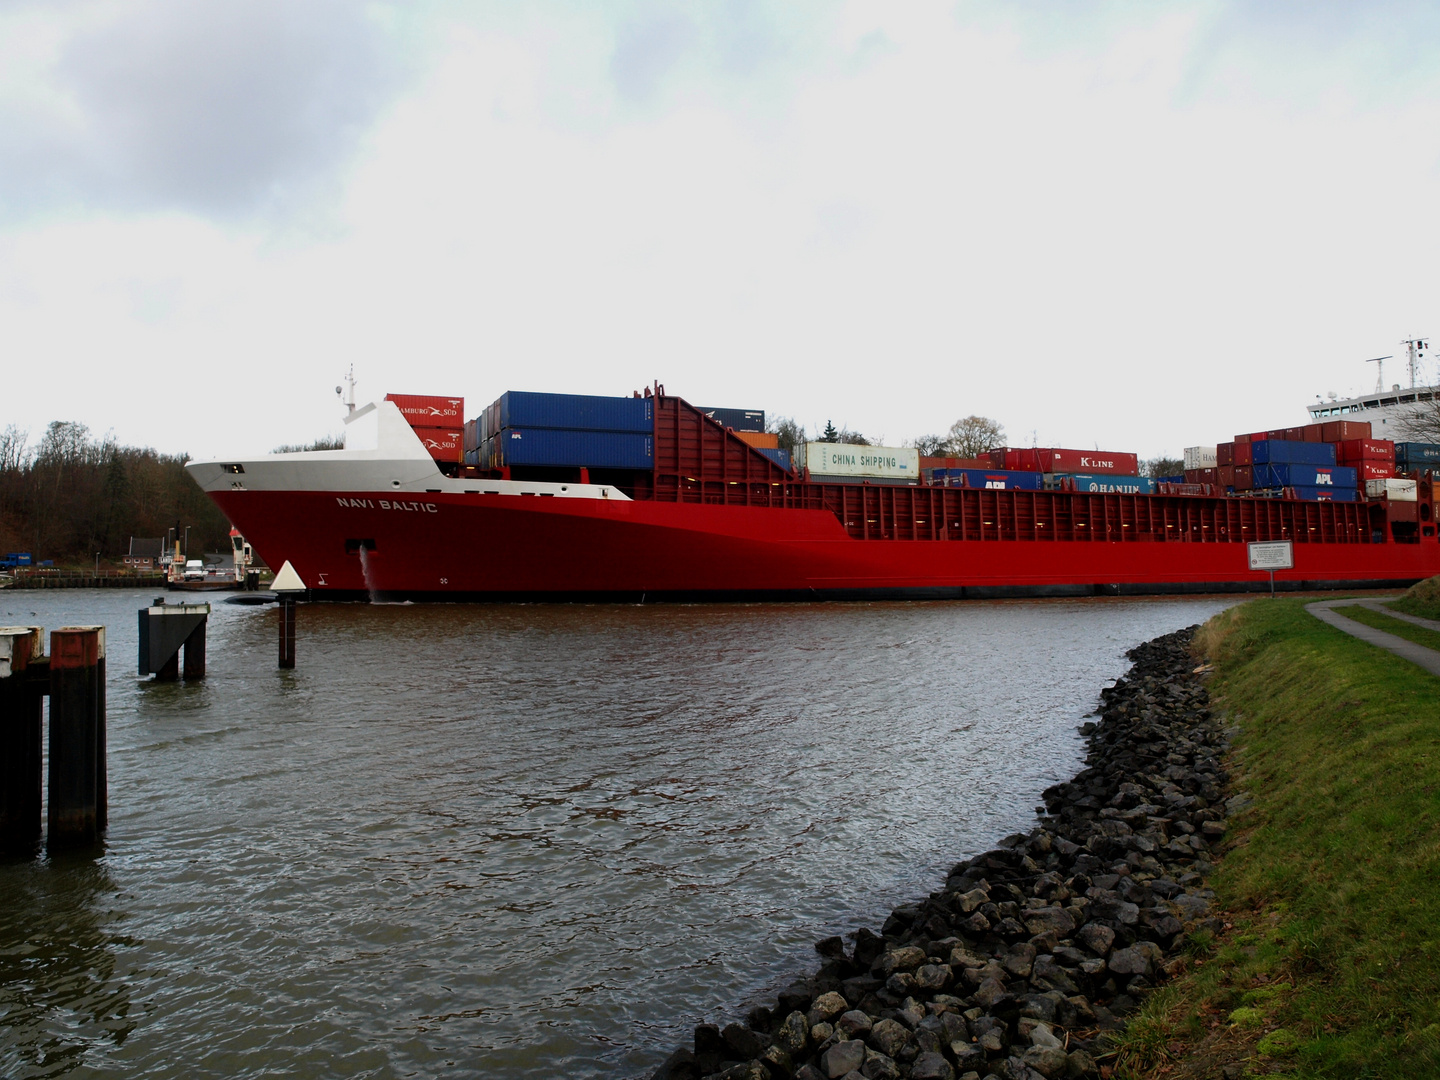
[700, 407, 765, 432]
[385, 394, 465, 463]
[929, 469, 1044, 490]
[1395, 442, 1440, 474]
[475, 392, 654, 470]
[994, 447, 1140, 474]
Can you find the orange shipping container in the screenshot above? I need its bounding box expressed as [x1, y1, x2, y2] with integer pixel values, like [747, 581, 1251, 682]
[737, 431, 780, 449]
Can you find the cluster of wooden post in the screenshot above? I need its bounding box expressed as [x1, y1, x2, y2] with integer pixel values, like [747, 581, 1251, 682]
[0, 626, 107, 857]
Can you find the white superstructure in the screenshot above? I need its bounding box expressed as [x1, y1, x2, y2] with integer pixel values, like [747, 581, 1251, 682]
[1308, 337, 1437, 439]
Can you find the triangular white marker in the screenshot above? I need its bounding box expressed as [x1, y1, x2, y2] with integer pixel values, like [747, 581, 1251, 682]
[270, 560, 308, 593]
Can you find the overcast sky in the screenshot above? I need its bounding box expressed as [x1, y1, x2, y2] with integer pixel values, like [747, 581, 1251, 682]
[3, 0, 1440, 461]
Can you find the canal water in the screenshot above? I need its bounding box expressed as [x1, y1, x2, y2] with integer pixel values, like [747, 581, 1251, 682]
[0, 591, 1236, 1078]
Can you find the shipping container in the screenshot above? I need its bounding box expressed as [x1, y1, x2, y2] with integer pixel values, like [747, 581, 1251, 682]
[1394, 442, 1440, 465]
[1183, 446, 1218, 470]
[998, 447, 1139, 474]
[1059, 473, 1157, 495]
[1288, 485, 1358, 502]
[415, 427, 463, 462]
[1335, 438, 1395, 463]
[385, 394, 465, 425]
[1252, 463, 1357, 489]
[1233, 442, 1254, 466]
[1367, 478, 1418, 502]
[736, 431, 780, 449]
[1353, 461, 1394, 482]
[758, 447, 793, 471]
[1320, 419, 1372, 442]
[1250, 439, 1337, 466]
[1284, 427, 1306, 441]
[1218, 465, 1236, 488]
[1216, 443, 1235, 466]
[931, 469, 1045, 491]
[495, 428, 654, 469]
[802, 443, 920, 480]
[920, 455, 994, 471]
[496, 391, 654, 434]
[1302, 423, 1326, 442]
[699, 407, 765, 432]
[1183, 468, 1218, 486]
[1234, 465, 1254, 489]
[464, 418, 480, 454]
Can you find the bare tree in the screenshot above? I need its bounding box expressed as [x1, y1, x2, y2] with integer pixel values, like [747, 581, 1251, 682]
[1142, 456, 1185, 479]
[0, 425, 28, 472]
[947, 416, 1005, 458]
[911, 416, 1006, 458]
[767, 416, 806, 457]
[1395, 401, 1440, 444]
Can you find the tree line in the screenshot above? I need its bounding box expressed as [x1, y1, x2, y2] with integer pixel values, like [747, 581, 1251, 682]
[0, 422, 232, 567]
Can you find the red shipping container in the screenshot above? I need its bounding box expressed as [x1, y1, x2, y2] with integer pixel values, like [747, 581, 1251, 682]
[1353, 460, 1394, 481]
[1234, 465, 1253, 489]
[1284, 427, 1306, 441]
[1233, 442, 1254, 466]
[1302, 423, 1325, 442]
[1216, 442, 1235, 466]
[414, 426, 463, 461]
[1039, 448, 1140, 474]
[1320, 419, 1372, 441]
[1335, 438, 1395, 462]
[1266, 429, 1289, 442]
[385, 394, 465, 426]
[1183, 468, 1218, 484]
[1000, 448, 1040, 471]
[1218, 465, 1236, 488]
[1233, 433, 1252, 444]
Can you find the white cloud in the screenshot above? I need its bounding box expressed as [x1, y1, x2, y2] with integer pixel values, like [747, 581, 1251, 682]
[2, 0, 1440, 462]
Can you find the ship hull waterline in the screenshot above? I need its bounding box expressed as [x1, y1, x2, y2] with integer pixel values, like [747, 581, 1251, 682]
[210, 489, 1436, 602]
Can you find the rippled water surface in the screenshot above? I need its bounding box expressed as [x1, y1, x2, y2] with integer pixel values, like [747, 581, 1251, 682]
[0, 590, 1237, 1078]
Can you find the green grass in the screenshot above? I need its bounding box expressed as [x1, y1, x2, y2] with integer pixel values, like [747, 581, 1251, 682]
[1332, 604, 1440, 654]
[1389, 574, 1440, 621]
[1134, 599, 1440, 1079]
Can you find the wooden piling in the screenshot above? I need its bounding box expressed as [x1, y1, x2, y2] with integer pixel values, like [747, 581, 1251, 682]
[47, 627, 105, 852]
[279, 598, 297, 669]
[0, 628, 44, 856]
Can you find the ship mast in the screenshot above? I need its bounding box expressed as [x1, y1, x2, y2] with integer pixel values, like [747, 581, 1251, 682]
[336, 365, 358, 414]
[1402, 337, 1429, 389]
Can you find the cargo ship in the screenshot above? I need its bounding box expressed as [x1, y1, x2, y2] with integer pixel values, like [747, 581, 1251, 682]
[184, 387, 1440, 601]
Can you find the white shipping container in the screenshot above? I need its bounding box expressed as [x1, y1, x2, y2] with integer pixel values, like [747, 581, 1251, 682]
[802, 442, 920, 480]
[1183, 446, 1218, 470]
[1365, 478, 1418, 501]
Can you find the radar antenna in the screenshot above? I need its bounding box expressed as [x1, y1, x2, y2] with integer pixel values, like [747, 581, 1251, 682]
[1365, 355, 1392, 394]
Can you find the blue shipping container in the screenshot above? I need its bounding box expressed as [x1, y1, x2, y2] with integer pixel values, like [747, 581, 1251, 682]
[498, 428, 653, 469]
[496, 392, 654, 434]
[1064, 474, 1157, 495]
[1252, 463, 1357, 488]
[700, 407, 765, 432]
[1289, 485, 1357, 502]
[1250, 439, 1337, 466]
[758, 447, 793, 471]
[1394, 442, 1440, 464]
[932, 468, 1044, 490]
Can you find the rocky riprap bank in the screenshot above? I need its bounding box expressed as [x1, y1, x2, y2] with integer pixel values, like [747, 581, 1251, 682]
[653, 627, 1233, 1080]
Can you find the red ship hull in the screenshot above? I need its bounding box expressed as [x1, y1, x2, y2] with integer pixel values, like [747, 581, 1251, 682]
[210, 488, 1440, 601]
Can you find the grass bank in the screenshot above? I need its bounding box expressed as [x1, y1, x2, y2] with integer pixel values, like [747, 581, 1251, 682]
[1389, 574, 1440, 621]
[1114, 598, 1440, 1079]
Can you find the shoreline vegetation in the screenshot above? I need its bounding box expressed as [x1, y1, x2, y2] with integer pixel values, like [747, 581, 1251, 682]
[0, 421, 231, 567]
[654, 588, 1440, 1080]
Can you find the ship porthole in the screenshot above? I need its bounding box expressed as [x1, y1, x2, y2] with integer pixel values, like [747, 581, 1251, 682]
[392, 480, 401, 487]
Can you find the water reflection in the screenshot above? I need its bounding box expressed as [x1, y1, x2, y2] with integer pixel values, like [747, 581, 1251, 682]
[0, 857, 134, 1078]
